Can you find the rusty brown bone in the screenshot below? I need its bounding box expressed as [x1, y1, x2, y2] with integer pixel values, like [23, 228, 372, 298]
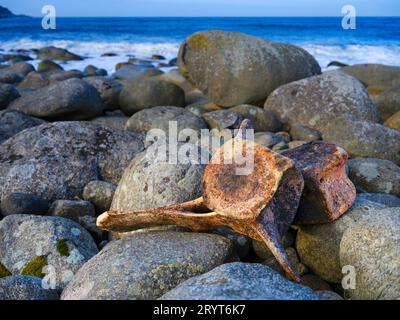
[282, 141, 356, 224]
[97, 121, 305, 281]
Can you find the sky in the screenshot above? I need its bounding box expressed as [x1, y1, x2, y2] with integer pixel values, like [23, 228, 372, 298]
[2, 0, 400, 17]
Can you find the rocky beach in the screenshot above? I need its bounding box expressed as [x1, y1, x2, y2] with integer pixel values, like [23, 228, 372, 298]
[0, 11, 399, 301]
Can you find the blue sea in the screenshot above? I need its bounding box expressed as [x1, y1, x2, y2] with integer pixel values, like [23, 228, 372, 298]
[1, 17, 399, 73]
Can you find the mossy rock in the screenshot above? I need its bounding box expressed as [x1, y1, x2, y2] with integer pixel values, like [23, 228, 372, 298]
[0, 262, 12, 278]
[57, 239, 70, 256]
[21, 256, 48, 279]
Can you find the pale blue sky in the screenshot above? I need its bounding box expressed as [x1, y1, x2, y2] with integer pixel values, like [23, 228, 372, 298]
[2, 0, 399, 17]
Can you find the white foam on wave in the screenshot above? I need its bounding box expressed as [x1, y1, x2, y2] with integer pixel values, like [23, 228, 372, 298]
[2, 38, 399, 74]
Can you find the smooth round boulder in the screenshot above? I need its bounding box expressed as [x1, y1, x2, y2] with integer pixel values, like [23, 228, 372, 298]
[0, 275, 59, 300]
[9, 78, 102, 120]
[48, 200, 95, 222]
[90, 110, 128, 130]
[202, 110, 243, 131]
[340, 207, 400, 300]
[0, 83, 20, 109]
[178, 30, 321, 107]
[0, 121, 144, 202]
[83, 76, 122, 111]
[230, 104, 282, 132]
[37, 60, 63, 72]
[347, 158, 400, 196]
[160, 262, 323, 300]
[125, 106, 208, 134]
[61, 231, 235, 300]
[0, 192, 49, 216]
[264, 70, 380, 133]
[0, 215, 98, 291]
[36, 46, 82, 61]
[82, 180, 116, 213]
[376, 86, 400, 121]
[119, 77, 185, 116]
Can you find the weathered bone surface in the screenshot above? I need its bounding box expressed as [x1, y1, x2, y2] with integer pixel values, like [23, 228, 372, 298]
[97, 122, 305, 281]
[282, 141, 356, 224]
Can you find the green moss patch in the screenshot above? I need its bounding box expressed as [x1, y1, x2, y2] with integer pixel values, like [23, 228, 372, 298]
[21, 256, 47, 279]
[0, 262, 12, 278]
[57, 238, 70, 257]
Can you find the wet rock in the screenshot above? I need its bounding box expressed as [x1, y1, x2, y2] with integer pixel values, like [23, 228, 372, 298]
[84, 65, 107, 76]
[230, 104, 282, 132]
[0, 62, 34, 84]
[114, 64, 161, 80]
[61, 231, 235, 300]
[48, 200, 95, 221]
[83, 76, 122, 111]
[264, 70, 380, 133]
[320, 114, 400, 165]
[0, 54, 32, 63]
[119, 77, 185, 115]
[125, 106, 208, 134]
[168, 57, 178, 66]
[37, 46, 83, 61]
[178, 30, 320, 107]
[160, 262, 323, 300]
[0, 275, 59, 300]
[82, 180, 116, 213]
[0, 110, 45, 143]
[0, 215, 98, 291]
[0, 121, 144, 202]
[110, 142, 206, 212]
[376, 86, 400, 121]
[37, 60, 63, 72]
[0, 83, 20, 109]
[327, 61, 348, 68]
[340, 207, 400, 300]
[289, 124, 322, 142]
[90, 110, 128, 130]
[0, 192, 49, 216]
[151, 54, 166, 60]
[295, 197, 388, 283]
[347, 158, 400, 196]
[203, 110, 243, 131]
[9, 78, 102, 120]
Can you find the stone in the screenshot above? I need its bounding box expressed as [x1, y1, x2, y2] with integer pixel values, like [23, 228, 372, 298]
[9, 78, 102, 120]
[289, 124, 322, 142]
[159, 69, 194, 92]
[264, 70, 380, 133]
[83, 76, 122, 111]
[327, 61, 348, 68]
[119, 77, 185, 115]
[0, 62, 34, 84]
[263, 247, 308, 276]
[185, 100, 221, 117]
[37, 60, 63, 72]
[178, 30, 320, 107]
[160, 262, 323, 300]
[84, 65, 107, 76]
[213, 227, 250, 259]
[37, 46, 82, 61]
[77, 215, 107, 243]
[320, 114, 400, 165]
[0, 215, 98, 291]
[90, 110, 128, 130]
[203, 110, 243, 131]
[355, 193, 400, 207]
[169, 57, 178, 66]
[375, 86, 400, 121]
[300, 274, 332, 292]
[151, 54, 166, 60]
[254, 132, 285, 148]
[48, 69, 83, 82]
[295, 197, 388, 283]
[0, 275, 59, 300]
[7, 62, 35, 77]
[0, 192, 49, 216]
[114, 64, 161, 80]
[0, 83, 20, 109]
[340, 207, 400, 300]
[110, 142, 206, 212]
[0, 54, 32, 63]
[252, 232, 294, 260]
[125, 106, 208, 134]
[48, 200, 96, 221]
[0, 110, 45, 144]
[230, 104, 282, 132]
[385, 110, 400, 131]
[347, 158, 400, 196]
[0, 122, 144, 202]
[341, 64, 400, 90]
[61, 231, 235, 300]
[82, 180, 116, 213]
[282, 142, 356, 224]
[288, 141, 307, 149]
[17, 71, 53, 89]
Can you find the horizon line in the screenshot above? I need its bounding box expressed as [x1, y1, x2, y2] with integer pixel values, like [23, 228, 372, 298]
[16, 15, 400, 18]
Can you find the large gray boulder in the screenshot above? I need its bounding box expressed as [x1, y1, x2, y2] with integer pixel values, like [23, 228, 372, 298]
[125, 106, 208, 134]
[9, 78, 102, 120]
[83, 76, 122, 111]
[0, 275, 59, 300]
[0, 110, 45, 144]
[295, 198, 388, 283]
[340, 207, 400, 300]
[61, 231, 235, 300]
[111, 141, 206, 212]
[321, 114, 400, 165]
[264, 70, 380, 132]
[160, 262, 323, 300]
[347, 158, 400, 196]
[36, 46, 82, 61]
[119, 77, 185, 115]
[178, 30, 321, 107]
[0, 83, 20, 109]
[0, 121, 144, 202]
[0, 215, 98, 291]
[0, 62, 34, 84]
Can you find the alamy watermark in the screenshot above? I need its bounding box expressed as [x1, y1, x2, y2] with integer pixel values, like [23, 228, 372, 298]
[342, 5, 356, 30]
[42, 5, 56, 30]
